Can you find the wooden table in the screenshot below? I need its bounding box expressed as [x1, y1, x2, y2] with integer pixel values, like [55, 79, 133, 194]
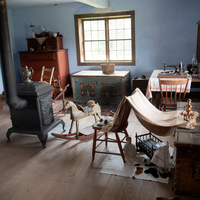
[173, 102, 200, 196]
[146, 70, 194, 108]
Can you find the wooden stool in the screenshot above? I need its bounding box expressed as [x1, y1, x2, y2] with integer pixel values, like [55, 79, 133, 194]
[92, 123, 129, 163]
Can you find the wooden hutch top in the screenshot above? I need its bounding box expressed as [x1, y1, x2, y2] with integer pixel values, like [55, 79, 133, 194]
[26, 32, 63, 51]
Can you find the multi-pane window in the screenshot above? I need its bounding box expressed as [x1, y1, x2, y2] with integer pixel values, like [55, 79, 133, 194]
[75, 11, 135, 66]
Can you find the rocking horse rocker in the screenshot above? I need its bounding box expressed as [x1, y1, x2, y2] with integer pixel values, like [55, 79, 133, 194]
[52, 100, 102, 140]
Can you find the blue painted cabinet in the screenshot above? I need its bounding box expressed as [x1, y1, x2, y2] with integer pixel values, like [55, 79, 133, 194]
[72, 70, 130, 104]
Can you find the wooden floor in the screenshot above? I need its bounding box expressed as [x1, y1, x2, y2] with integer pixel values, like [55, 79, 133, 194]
[0, 96, 199, 200]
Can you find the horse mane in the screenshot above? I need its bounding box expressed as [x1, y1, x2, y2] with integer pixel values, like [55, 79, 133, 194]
[66, 101, 82, 112]
[68, 101, 76, 107]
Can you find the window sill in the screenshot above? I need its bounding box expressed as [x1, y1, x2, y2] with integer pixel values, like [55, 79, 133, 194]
[77, 61, 135, 66]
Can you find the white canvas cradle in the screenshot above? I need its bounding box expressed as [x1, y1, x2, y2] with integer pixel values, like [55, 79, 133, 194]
[101, 88, 199, 137]
[126, 88, 199, 136]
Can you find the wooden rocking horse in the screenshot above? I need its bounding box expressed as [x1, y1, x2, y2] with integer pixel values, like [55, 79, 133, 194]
[51, 100, 102, 140]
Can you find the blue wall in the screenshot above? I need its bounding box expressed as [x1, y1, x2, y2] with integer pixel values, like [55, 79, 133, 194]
[1, 0, 200, 94]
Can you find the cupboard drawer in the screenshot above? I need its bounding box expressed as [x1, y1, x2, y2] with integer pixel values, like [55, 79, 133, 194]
[20, 60, 57, 70]
[21, 53, 56, 60]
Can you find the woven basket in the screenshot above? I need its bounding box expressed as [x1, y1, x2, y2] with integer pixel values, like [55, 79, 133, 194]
[101, 64, 115, 74]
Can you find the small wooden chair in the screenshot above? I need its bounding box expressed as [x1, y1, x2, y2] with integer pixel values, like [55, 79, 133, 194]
[159, 78, 189, 111]
[92, 97, 131, 163]
[40, 66, 55, 85]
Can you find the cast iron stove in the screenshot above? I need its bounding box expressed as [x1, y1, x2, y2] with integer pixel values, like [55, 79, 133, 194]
[7, 81, 65, 148]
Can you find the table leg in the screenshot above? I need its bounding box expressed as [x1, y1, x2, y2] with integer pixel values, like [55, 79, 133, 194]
[156, 92, 160, 109]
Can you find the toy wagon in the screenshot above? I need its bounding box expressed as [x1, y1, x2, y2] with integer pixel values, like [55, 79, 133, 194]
[135, 132, 163, 159]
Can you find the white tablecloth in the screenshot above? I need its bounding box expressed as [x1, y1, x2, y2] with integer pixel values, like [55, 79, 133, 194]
[146, 70, 192, 100]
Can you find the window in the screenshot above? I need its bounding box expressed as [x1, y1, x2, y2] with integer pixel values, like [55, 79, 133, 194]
[74, 11, 135, 66]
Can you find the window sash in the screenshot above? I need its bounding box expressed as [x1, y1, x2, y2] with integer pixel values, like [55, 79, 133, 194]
[74, 11, 135, 66]
[83, 19, 106, 61]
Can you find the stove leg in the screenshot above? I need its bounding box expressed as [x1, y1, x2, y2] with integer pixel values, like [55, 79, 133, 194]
[38, 134, 48, 148]
[6, 128, 13, 143]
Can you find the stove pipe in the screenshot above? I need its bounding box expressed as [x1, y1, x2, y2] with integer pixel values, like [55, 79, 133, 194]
[0, 0, 27, 109]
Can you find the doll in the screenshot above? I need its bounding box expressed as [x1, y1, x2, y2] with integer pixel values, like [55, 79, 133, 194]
[124, 136, 146, 166]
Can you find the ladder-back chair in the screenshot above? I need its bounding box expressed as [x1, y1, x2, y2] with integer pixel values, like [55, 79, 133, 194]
[40, 66, 55, 85]
[159, 78, 189, 111]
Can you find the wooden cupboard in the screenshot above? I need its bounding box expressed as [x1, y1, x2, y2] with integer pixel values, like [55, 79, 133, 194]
[19, 49, 70, 89]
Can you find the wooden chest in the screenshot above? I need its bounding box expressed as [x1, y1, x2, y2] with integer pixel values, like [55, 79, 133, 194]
[71, 70, 131, 104]
[173, 102, 200, 196]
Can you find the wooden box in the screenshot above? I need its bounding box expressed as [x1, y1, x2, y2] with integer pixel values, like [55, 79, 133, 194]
[173, 102, 200, 196]
[72, 70, 131, 104]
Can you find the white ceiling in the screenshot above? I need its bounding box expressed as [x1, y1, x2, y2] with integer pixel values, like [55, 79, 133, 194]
[6, 0, 108, 9]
